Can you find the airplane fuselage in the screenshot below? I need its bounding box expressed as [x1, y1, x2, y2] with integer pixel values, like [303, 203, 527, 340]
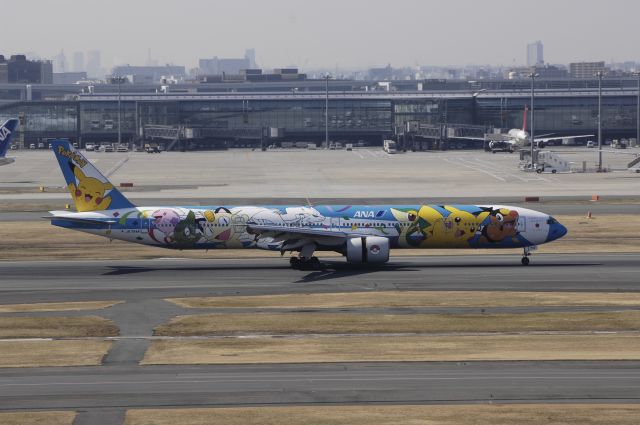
[50, 204, 567, 252]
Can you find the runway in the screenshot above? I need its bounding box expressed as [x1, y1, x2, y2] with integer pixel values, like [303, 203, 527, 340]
[2, 254, 640, 424]
[0, 254, 639, 305]
[3, 362, 640, 411]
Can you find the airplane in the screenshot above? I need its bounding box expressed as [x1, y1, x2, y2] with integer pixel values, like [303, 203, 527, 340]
[0, 119, 19, 166]
[486, 107, 593, 153]
[45, 139, 567, 269]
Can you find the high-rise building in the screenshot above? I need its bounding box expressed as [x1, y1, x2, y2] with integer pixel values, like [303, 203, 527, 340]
[245, 48, 256, 69]
[526, 41, 544, 66]
[199, 56, 250, 75]
[1, 54, 53, 83]
[72, 51, 85, 72]
[86, 50, 101, 79]
[569, 61, 607, 79]
[53, 49, 67, 73]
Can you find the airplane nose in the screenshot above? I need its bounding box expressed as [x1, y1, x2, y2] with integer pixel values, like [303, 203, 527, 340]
[547, 222, 568, 242]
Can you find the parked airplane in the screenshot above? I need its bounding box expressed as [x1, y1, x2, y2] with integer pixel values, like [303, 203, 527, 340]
[487, 107, 592, 153]
[45, 140, 567, 268]
[0, 119, 19, 166]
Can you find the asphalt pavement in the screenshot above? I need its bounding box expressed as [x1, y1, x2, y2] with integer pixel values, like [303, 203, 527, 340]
[1, 255, 640, 424]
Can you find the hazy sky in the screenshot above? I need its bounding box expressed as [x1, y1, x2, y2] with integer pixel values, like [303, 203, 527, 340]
[4, 0, 638, 70]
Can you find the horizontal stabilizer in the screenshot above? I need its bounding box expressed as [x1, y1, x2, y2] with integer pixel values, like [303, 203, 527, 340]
[43, 215, 117, 226]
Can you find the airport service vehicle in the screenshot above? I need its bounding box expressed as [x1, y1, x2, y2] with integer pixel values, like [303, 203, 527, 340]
[116, 145, 129, 153]
[0, 119, 19, 166]
[145, 144, 161, 153]
[45, 140, 567, 269]
[383, 139, 397, 154]
[85, 143, 95, 151]
[535, 151, 570, 174]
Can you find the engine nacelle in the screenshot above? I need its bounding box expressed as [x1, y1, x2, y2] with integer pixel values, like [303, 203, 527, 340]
[346, 237, 390, 264]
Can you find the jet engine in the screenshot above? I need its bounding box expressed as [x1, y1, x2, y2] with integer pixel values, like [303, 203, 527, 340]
[346, 236, 390, 264]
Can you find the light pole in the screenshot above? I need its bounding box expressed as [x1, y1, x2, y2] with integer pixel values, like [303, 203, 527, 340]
[528, 72, 539, 170]
[596, 71, 605, 172]
[325, 74, 330, 149]
[634, 71, 640, 149]
[116, 76, 122, 146]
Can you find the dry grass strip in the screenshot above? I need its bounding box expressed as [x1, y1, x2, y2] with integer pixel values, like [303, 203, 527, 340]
[0, 316, 118, 338]
[0, 340, 112, 367]
[154, 311, 640, 336]
[168, 291, 640, 309]
[142, 334, 640, 365]
[0, 300, 122, 313]
[0, 411, 76, 425]
[124, 405, 640, 425]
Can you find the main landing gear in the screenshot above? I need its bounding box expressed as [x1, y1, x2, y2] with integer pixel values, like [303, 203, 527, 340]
[521, 246, 536, 266]
[290, 256, 322, 270]
[289, 243, 323, 270]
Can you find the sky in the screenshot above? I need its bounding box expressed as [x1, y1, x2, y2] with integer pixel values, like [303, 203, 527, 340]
[3, 0, 639, 71]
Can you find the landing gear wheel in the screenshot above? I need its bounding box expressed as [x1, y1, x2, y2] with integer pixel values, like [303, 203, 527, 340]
[309, 256, 321, 270]
[521, 256, 530, 266]
[289, 257, 301, 269]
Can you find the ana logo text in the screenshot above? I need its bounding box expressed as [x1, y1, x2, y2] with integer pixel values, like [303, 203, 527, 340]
[57, 146, 87, 168]
[354, 210, 375, 218]
[0, 126, 10, 142]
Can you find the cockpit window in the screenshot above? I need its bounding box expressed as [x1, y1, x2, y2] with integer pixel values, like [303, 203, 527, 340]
[547, 216, 558, 225]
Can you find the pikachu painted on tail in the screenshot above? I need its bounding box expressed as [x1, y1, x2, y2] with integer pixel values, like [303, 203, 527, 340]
[52, 143, 134, 212]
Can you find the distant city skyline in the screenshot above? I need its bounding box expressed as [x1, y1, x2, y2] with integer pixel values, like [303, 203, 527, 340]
[4, 0, 640, 71]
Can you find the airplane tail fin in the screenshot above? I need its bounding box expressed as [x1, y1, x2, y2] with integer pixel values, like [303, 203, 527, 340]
[0, 119, 19, 157]
[522, 106, 528, 132]
[50, 139, 135, 212]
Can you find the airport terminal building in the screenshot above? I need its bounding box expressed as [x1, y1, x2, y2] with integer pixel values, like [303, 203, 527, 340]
[0, 78, 638, 149]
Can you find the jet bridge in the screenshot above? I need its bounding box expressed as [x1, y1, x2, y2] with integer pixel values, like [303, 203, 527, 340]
[398, 122, 493, 151]
[142, 125, 267, 150]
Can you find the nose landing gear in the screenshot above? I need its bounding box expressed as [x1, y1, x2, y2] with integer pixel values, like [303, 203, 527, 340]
[521, 246, 536, 266]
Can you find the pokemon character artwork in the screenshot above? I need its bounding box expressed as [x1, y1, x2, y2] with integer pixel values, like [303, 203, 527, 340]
[52, 143, 134, 213]
[69, 164, 114, 211]
[46, 139, 567, 268]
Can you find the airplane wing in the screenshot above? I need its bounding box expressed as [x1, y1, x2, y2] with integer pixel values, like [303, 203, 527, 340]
[534, 134, 593, 143]
[450, 136, 485, 141]
[246, 223, 370, 239]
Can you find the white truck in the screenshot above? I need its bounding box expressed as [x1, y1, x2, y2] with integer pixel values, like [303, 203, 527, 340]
[383, 139, 397, 154]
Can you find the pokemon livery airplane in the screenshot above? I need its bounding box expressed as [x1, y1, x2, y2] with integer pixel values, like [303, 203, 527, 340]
[46, 140, 567, 269]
